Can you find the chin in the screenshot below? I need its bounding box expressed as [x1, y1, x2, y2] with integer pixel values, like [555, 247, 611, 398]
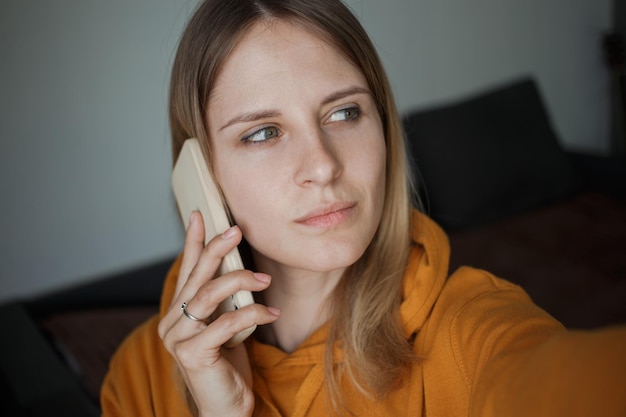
[299, 240, 370, 272]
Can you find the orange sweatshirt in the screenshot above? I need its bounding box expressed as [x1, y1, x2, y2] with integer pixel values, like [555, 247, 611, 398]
[101, 211, 626, 416]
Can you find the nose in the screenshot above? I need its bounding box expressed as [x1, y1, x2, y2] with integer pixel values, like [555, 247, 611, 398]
[294, 127, 343, 187]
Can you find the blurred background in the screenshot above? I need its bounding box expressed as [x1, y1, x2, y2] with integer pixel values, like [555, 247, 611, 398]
[0, 0, 622, 303]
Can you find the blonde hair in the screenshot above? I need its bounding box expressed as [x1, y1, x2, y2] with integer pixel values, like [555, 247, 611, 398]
[169, 0, 416, 411]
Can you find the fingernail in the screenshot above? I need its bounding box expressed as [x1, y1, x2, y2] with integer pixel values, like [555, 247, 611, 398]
[253, 273, 271, 283]
[189, 211, 197, 226]
[221, 225, 238, 239]
[267, 306, 281, 316]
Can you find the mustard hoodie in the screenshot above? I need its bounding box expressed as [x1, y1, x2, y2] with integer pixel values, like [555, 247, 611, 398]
[101, 211, 626, 416]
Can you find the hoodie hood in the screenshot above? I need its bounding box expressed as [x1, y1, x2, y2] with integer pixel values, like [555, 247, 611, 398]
[248, 210, 451, 416]
[401, 210, 451, 337]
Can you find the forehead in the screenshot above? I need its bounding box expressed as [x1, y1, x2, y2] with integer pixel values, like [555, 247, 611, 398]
[207, 19, 366, 115]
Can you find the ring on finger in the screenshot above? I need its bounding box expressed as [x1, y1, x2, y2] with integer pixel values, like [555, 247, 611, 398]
[181, 302, 209, 323]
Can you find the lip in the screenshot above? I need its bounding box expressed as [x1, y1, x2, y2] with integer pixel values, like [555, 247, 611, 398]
[295, 202, 357, 228]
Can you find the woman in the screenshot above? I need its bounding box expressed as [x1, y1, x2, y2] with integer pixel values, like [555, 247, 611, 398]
[101, 0, 626, 416]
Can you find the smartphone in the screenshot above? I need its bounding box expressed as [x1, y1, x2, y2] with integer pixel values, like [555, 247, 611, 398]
[172, 137, 256, 347]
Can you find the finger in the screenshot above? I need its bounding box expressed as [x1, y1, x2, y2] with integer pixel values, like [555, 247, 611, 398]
[184, 271, 271, 323]
[176, 225, 243, 306]
[160, 223, 244, 340]
[174, 211, 206, 302]
[160, 270, 270, 341]
[203, 303, 281, 352]
[174, 304, 280, 368]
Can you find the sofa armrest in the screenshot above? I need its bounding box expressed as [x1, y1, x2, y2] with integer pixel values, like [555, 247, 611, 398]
[0, 303, 99, 416]
[1, 256, 175, 411]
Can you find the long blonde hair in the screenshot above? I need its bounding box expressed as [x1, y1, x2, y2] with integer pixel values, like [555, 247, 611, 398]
[169, 0, 416, 410]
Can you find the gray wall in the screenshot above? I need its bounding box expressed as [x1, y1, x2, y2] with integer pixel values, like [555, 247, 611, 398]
[0, 0, 613, 302]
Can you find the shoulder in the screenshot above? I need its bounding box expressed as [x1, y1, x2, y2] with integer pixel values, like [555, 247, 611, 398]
[437, 266, 564, 348]
[441, 268, 626, 417]
[414, 267, 565, 414]
[420, 266, 565, 381]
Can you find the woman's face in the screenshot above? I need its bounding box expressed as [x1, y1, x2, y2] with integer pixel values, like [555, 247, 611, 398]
[207, 20, 386, 276]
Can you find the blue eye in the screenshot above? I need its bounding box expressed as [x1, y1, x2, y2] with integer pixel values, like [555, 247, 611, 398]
[242, 126, 280, 143]
[328, 106, 360, 123]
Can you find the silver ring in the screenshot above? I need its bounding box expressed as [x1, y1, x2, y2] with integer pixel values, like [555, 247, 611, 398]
[181, 302, 207, 322]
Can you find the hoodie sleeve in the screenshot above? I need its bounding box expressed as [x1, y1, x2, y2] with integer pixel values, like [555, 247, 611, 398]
[433, 267, 626, 417]
[101, 256, 191, 417]
[100, 315, 193, 417]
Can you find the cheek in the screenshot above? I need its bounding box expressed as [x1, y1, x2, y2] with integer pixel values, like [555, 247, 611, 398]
[215, 161, 282, 229]
[350, 128, 387, 192]
[359, 132, 388, 219]
[371, 149, 388, 213]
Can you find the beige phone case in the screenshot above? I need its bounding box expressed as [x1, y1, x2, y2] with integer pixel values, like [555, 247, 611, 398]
[172, 138, 256, 347]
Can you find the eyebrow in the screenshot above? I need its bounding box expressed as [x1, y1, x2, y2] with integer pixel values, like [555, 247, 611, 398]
[320, 86, 371, 106]
[218, 85, 372, 132]
[219, 109, 281, 132]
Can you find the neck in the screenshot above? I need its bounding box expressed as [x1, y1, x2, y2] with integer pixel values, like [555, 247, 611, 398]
[254, 255, 344, 353]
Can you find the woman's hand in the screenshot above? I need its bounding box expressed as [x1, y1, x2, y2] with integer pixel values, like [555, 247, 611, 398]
[158, 211, 280, 417]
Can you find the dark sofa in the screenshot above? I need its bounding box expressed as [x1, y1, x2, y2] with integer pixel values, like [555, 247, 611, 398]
[1, 77, 625, 415]
[402, 77, 626, 329]
[0, 258, 173, 416]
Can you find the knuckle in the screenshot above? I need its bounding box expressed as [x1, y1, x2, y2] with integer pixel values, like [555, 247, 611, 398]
[194, 281, 218, 305]
[203, 235, 225, 257]
[161, 332, 175, 354]
[218, 304, 259, 330]
[157, 321, 166, 340]
[173, 343, 195, 367]
[203, 230, 240, 259]
[193, 271, 248, 306]
[217, 310, 239, 329]
[174, 339, 216, 370]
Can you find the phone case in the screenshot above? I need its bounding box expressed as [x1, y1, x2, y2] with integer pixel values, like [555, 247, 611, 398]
[172, 138, 256, 347]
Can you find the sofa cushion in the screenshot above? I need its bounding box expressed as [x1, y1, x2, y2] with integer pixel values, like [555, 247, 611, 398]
[403, 77, 580, 230]
[39, 306, 157, 403]
[447, 192, 626, 328]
